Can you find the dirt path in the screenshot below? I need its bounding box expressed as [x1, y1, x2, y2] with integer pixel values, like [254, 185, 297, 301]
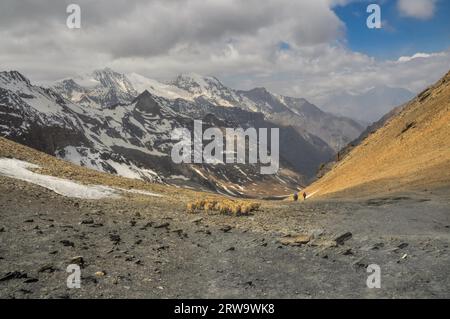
[0, 176, 449, 298]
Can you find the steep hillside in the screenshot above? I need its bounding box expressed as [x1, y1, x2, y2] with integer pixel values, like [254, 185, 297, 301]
[306, 70, 450, 198]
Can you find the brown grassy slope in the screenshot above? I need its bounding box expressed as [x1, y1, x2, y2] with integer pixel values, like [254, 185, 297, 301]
[306, 70, 450, 199]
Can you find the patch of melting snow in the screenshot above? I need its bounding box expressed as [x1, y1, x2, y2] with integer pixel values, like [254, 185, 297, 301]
[169, 174, 189, 181]
[191, 166, 208, 180]
[0, 158, 119, 199]
[116, 187, 163, 197]
[0, 158, 162, 199]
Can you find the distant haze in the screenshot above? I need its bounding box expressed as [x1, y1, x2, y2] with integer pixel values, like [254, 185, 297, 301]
[320, 85, 415, 123]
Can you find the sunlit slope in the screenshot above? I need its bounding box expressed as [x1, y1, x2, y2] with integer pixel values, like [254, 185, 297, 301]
[307, 70, 450, 198]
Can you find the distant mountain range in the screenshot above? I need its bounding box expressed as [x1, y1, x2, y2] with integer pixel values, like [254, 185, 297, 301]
[54, 68, 364, 151]
[0, 68, 366, 196]
[321, 85, 415, 124]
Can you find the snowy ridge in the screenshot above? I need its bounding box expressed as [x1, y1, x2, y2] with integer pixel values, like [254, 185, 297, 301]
[53, 68, 363, 151]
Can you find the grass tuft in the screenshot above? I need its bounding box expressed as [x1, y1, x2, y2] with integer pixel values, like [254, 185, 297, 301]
[186, 197, 260, 216]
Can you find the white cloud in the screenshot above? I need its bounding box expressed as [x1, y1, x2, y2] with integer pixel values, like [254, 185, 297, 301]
[397, 0, 437, 20]
[0, 0, 448, 106]
[397, 52, 445, 62]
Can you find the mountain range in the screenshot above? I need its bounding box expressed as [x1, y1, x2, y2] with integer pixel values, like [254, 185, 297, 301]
[54, 68, 364, 151]
[1, 68, 365, 196]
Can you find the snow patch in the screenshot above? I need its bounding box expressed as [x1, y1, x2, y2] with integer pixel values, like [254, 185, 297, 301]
[0, 158, 119, 199]
[128, 73, 193, 101]
[116, 187, 163, 197]
[191, 166, 208, 180]
[169, 175, 190, 181]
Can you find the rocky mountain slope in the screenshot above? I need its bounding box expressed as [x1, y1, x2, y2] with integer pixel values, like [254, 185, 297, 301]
[306, 70, 450, 198]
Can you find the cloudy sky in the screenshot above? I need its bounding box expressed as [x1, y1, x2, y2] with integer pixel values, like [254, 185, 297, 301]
[0, 0, 449, 104]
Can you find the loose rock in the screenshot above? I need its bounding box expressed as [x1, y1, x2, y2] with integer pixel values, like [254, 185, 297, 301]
[220, 225, 233, 233]
[154, 222, 170, 229]
[0, 271, 28, 282]
[60, 240, 75, 247]
[70, 256, 85, 267]
[335, 232, 352, 245]
[278, 234, 311, 246]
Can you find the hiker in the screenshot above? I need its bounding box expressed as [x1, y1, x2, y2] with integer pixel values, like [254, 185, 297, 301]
[303, 192, 307, 200]
[293, 192, 298, 201]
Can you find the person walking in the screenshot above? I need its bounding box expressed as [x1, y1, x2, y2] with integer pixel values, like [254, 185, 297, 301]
[302, 192, 307, 200]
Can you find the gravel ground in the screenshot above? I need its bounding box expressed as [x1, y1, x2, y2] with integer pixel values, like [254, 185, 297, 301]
[0, 175, 449, 298]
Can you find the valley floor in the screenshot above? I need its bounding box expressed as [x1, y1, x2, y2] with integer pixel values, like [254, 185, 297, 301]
[0, 175, 449, 298]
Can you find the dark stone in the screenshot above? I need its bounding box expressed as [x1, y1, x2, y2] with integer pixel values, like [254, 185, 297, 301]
[109, 234, 121, 244]
[334, 232, 352, 245]
[60, 240, 75, 247]
[0, 271, 28, 282]
[80, 218, 94, 225]
[38, 264, 58, 273]
[154, 222, 170, 229]
[220, 225, 232, 233]
[24, 278, 39, 283]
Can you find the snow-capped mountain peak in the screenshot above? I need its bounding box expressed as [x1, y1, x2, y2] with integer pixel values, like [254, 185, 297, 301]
[54, 68, 138, 108]
[170, 73, 240, 107]
[0, 70, 32, 89]
[127, 72, 193, 101]
[171, 72, 221, 91]
[91, 67, 137, 96]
